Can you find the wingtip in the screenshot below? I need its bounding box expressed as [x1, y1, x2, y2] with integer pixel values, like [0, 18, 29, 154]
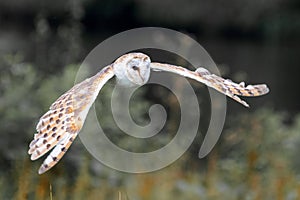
[38, 165, 47, 174]
[263, 84, 270, 94]
[38, 169, 44, 175]
[28, 148, 32, 155]
[256, 84, 270, 95]
[30, 153, 37, 161]
[30, 150, 43, 161]
[242, 101, 250, 108]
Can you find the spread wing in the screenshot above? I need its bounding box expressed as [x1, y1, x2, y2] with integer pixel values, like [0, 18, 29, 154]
[28, 66, 115, 174]
[150, 62, 269, 107]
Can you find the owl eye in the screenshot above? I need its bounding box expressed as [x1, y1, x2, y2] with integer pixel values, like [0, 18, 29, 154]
[132, 66, 139, 71]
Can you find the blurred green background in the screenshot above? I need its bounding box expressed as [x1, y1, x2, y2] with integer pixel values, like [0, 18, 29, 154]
[0, 0, 300, 199]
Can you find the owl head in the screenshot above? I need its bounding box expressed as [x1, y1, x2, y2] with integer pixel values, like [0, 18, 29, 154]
[113, 52, 151, 86]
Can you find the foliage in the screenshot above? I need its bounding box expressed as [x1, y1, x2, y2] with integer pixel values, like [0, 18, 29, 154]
[0, 54, 79, 178]
[0, 59, 299, 199]
[0, 0, 299, 199]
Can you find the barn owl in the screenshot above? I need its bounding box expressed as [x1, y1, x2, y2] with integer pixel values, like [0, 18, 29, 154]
[28, 52, 269, 174]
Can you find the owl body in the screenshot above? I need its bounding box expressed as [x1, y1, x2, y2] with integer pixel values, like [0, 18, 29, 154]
[29, 52, 269, 174]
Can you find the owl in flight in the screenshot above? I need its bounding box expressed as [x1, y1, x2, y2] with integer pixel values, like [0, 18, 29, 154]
[28, 52, 269, 174]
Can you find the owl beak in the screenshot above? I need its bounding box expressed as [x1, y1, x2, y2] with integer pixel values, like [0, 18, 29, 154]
[137, 69, 145, 83]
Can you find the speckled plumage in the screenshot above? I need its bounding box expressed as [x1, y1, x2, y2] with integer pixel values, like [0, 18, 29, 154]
[150, 63, 269, 107]
[28, 52, 269, 174]
[29, 66, 114, 174]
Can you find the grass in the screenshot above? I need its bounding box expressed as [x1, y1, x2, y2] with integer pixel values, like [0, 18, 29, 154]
[2, 109, 300, 200]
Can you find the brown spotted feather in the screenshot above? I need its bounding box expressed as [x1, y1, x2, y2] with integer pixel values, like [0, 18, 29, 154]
[150, 63, 269, 107]
[29, 53, 269, 174]
[28, 66, 114, 174]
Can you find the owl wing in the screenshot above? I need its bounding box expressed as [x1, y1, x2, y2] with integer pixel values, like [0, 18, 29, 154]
[150, 62, 269, 107]
[28, 66, 115, 174]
